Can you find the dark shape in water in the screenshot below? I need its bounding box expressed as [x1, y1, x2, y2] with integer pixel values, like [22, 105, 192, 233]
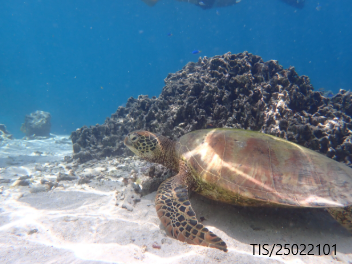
[142, 0, 304, 9]
[197, 0, 216, 9]
[279, 0, 305, 9]
[141, 0, 159, 7]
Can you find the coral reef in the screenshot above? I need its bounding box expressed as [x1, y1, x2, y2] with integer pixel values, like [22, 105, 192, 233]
[20, 110, 51, 137]
[71, 51, 352, 167]
[0, 124, 13, 141]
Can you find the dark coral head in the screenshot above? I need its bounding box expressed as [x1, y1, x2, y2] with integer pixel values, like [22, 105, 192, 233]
[124, 130, 160, 161]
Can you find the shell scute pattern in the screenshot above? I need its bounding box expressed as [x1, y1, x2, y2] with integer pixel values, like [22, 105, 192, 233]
[178, 129, 352, 208]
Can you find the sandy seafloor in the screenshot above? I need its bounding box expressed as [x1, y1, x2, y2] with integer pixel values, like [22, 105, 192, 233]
[0, 135, 351, 264]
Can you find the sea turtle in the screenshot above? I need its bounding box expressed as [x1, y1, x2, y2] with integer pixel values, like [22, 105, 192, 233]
[124, 128, 352, 252]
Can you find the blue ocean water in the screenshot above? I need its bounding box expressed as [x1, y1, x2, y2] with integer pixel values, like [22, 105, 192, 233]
[0, 0, 351, 138]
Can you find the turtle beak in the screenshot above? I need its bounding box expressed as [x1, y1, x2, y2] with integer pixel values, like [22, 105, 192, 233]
[124, 135, 140, 156]
[124, 135, 131, 147]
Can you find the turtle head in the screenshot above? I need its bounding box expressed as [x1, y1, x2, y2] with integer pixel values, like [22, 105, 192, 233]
[124, 131, 164, 163]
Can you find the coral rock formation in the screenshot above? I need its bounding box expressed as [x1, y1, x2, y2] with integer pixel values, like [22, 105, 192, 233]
[71, 52, 352, 167]
[0, 124, 13, 141]
[20, 110, 51, 137]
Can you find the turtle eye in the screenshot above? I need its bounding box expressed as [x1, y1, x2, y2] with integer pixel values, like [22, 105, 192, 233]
[130, 134, 139, 142]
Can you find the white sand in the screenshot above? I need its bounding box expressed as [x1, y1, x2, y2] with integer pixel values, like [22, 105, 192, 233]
[0, 136, 351, 263]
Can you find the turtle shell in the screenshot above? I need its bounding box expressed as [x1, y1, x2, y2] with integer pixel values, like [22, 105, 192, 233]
[177, 128, 352, 208]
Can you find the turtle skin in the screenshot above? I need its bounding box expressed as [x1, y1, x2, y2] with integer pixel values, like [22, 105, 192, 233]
[124, 129, 352, 252]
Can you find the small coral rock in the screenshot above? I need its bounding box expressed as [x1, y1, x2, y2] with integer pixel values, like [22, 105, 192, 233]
[20, 110, 51, 137]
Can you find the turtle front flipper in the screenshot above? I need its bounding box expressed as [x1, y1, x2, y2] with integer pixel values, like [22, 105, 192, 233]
[327, 206, 352, 233]
[155, 176, 228, 252]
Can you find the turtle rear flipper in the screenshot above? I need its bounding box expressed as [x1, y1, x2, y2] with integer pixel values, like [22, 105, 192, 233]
[155, 175, 228, 252]
[327, 206, 352, 233]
